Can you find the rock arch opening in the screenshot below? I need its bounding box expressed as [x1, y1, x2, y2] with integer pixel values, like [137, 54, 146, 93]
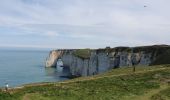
[56, 58, 64, 72]
[56, 58, 71, 77]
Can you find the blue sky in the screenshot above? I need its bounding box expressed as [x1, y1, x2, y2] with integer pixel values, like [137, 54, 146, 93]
[0, 0, 170, 49]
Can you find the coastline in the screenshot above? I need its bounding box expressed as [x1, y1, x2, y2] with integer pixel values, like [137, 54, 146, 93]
[2, 64, 169, 91]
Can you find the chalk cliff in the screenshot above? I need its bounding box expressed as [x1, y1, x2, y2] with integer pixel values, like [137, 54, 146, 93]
[45, 45, 170, 77]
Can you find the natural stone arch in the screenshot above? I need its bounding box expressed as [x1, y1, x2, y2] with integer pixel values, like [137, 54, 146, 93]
[56, 58, 64, 71]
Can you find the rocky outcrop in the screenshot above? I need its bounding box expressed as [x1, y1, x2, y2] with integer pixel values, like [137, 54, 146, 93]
[46, 50, 64, 67]
[45, 45, 170, 77]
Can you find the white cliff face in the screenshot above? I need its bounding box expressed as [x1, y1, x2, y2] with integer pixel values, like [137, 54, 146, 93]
[97, 53, 110, 73]
[45, 50, 63, 67]
[45, 46, 169, 77]
[61, 53, 92, 76]
[138, 53, 151, 65]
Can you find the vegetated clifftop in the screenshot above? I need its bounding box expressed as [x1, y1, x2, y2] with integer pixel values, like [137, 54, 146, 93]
[45, 45, 170, 77]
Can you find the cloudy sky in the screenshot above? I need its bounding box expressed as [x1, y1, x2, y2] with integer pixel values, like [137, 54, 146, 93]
[0, 0, 170, 49]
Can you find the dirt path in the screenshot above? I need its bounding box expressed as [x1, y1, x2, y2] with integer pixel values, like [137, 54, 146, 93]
[22, 94, 31, 100]
[18, 67, 168, 88]
[22, 93, 49, 100]
[127, 84, 169, 100]
[60, 67, 168, 84]
[8, 67, 168, 89]
[21, 67, 169, 100]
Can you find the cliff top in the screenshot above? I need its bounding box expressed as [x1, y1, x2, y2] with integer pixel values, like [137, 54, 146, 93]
[73, 49, 91, 59]
[53, 44, 170, 52]
[51, 45, 170, 60]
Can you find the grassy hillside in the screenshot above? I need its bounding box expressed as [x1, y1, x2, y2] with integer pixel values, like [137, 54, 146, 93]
[0, 65, 170, 100]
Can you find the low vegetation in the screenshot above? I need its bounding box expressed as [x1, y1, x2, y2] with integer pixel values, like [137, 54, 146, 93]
[73, 49, 91, 59]
[0, 65, 169, 100]
[150, 87, 170, 100]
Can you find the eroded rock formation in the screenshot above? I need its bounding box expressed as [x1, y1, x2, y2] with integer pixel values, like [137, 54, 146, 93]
[45, 45, 170, 77]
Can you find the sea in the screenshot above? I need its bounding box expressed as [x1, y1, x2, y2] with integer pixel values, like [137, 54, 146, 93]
[0, 47, 67, 87]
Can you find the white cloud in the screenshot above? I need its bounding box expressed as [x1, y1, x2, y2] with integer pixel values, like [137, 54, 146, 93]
[0, 0, 170, 48]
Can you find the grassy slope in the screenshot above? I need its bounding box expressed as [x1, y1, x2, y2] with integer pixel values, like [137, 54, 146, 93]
[0, 65, 170, 100]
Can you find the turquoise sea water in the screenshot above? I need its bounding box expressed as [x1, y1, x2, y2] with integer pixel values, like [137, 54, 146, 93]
[0, 48, 67, 87]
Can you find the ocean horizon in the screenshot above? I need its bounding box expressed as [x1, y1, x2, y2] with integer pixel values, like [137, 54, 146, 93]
[0, 47, 67, 87]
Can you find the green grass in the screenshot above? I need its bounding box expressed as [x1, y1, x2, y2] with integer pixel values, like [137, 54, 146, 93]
[0, 65, 170, 100]
[73, 49, 91, 59]
[151, 87, 170, 100]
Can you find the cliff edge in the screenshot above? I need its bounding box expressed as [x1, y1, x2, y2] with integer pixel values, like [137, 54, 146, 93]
[45, 45, 170, 77]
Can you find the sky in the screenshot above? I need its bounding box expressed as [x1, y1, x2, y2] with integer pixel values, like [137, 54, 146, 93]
[0, 0, 170, 49]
